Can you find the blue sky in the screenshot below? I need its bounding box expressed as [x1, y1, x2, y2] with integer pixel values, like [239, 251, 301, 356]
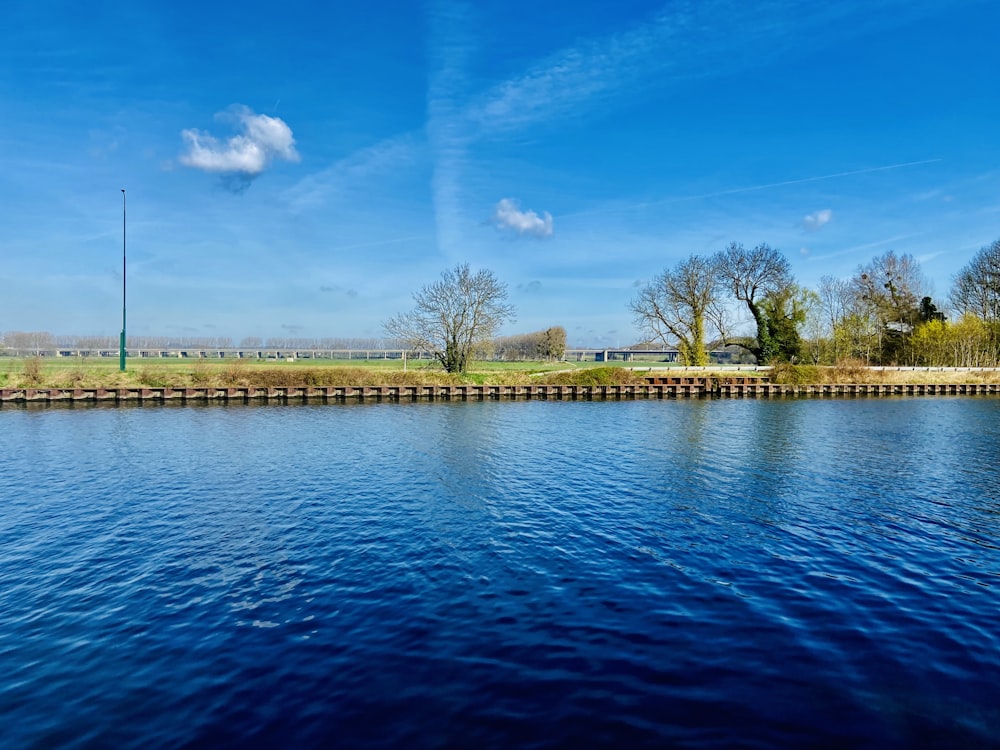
[2, 0, 998, 347]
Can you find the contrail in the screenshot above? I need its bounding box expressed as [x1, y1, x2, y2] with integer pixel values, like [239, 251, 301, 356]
[556, 158, 943, 219]
[808, 233, 920, 261]
[324, 158, 943, 252]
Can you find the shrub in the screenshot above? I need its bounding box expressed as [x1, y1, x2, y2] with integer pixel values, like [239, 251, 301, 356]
[138, 368, 171, 387]
[831, 358, 877, 383]
[768, 363, 821, 384]
[189, 362, 213, 385]
[223, 359, 250, 387]
[62, 368, 87, 387]
[540, 367, 645, 386]
[23, 357, 43, 386]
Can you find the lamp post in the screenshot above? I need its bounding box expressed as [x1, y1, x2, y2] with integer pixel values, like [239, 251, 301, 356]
[120, 188, 126, 372]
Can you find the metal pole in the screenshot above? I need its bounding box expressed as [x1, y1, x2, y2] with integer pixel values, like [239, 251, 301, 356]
[120, 188, 126, 372]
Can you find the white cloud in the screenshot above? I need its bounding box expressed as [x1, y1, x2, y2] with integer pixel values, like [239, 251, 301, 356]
[491, 198, 553, 238]
[180, 105, 300, 175]
[802, 208, 833, 231]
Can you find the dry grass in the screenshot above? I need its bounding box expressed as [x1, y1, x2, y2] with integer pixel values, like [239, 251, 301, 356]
[767, 361, 1000, 385]
[539, 367, 648, 386]
[862, 369, 1000, 385]
[4, 357, 1000, 390]
[139, 364, 468, 389]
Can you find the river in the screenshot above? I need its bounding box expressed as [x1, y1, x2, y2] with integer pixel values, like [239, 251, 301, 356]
[1, 398, 998, 748]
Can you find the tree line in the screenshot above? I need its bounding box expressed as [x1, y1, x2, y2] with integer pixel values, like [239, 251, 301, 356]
[0, 333, 404, 351]
[9, 238, 998, 373]
[494, 327, 567, 362]
[631, 238, 1000, 367]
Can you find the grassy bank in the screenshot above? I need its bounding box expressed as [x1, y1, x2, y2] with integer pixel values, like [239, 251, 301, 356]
[0, 357, 648, 390]
[767, 362, 1000, 386]
[3, 357, 1000, 390]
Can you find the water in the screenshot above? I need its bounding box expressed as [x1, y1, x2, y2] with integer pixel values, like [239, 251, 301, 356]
[1, 398, 998, 749]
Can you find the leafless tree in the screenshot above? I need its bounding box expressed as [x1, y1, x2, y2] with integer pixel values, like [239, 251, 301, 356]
[849, 250, 926, 363]
[714, 242, 795, 362]
[817, 276, 852, 335]
[852, 250, 924, 327]
[630, 255, 726, 366]
[385, 263, 515, 373]
[815, 275, 856, 362]
[951, 238, 1000, 321]
[2, 331, 54, 354]
[494, 326, 567, 361]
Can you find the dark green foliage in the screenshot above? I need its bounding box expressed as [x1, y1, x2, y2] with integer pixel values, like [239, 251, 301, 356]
[758, 286, 807, 362]
[919, 297, 945, 323]
[714, 242, 796, 364]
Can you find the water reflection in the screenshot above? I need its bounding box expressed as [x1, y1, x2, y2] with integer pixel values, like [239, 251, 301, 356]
[1, 398, 999, 749]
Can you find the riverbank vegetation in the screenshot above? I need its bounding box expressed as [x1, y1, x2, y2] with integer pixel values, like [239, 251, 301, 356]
[766, 361, 1000, 386]
[4, 239, 999, 372]
[634, 238, 1000, 368]
[3, 356, 1000, 391]
[0, 357, 645, 390]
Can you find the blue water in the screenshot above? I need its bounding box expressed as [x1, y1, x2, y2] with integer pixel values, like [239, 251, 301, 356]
[1, 398, 998, 749]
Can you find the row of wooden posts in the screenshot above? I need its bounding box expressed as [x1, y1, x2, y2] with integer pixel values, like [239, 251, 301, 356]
[2, 379, 999, 405]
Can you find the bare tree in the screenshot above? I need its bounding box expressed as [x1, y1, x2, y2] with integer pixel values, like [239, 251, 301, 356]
[495, 326, 566, 361]
[2, 331, 54, 354]
[818, 275, 852, 335]
[951, 238, 1000, 321]
[816, 275, 853, 362]
[630, 255, 725, 366]
[76, 335, 116, 349]
[385, 263, 515, 373]
[852, 250, 924, 326]
[715, 242, 795, 363]
[851, 250, 925, 363]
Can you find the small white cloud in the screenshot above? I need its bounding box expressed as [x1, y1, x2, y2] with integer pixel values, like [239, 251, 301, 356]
[802, 208, 833, 232]
[491, 198, 553, 238]
[180, 105, 300, 176]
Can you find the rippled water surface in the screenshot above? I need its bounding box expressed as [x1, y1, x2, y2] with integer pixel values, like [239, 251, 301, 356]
[1, 398, 999, 749]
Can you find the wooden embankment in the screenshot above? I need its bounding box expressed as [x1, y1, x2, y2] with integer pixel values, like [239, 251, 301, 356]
[1, 379, 998, 405]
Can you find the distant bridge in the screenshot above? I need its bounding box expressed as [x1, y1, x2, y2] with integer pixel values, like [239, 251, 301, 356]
[591, 348, 679, 363]
[1, 347, 682, 362]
